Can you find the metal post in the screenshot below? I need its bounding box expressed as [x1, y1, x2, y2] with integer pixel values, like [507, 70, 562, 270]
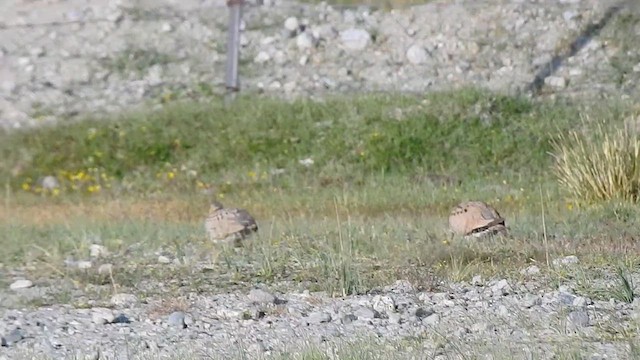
[224, 0, 243, 105]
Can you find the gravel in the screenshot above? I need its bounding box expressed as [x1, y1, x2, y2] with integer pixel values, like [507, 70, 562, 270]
[1, 259, 638, 358]
[1, 0, 639, 130]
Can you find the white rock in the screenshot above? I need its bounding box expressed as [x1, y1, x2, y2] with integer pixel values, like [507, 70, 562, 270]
[90, 244, 109, 258]
[111, 293, 138, 307]
[41, 176, 59, 190]
[553, 255, 579, 266]
[160, 23, 173, 33]
[406, 45, 429, 65]
[544, 76, 567, 88]
[254, 51, 271, 64]
[248, 289, 276, 304]
[296, 32, 315, 50]
[340, 28, 371, 51]
[520, 265, 540, 275]
[284, 17, 299, 35]
[77, 261, 92, 269]
[157, 255, 172, 264]
[92, 308, 115, 325]
[9, 279, 33, 290]
[633, 63, 640, 73]
[372, 295, 396, 314]
[97, 263, 113, 275]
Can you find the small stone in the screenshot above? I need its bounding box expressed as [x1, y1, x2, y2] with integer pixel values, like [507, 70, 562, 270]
[308, 311, 332, 324]
[254, 51, 271, 64]
[110, 293, 138, 307]
[299, 55, 309, 65]
[113, 314, 131, 324]
[522, 294, 541, 308]
[422, 313, 440, 326]
[296, 32, 315, 50]
[98, 263, 113, 275]
[340, 28, 371, 51]
[167, 311, 187, 329]
[248, 341, 266, 353]
[248, 289, 276, 304]
[563, 10, 578, 22]
[633, 63, 640, 73]
[572, 296, 589, 307]
[160, 23, 173, 33]
[471, 275, 483, 286]
[544, 76, 567, 88]
[157, 255, 171, 264]
[414, 307, 435, 319]
[341, 314, 358, 324]
[568, 310, 589, 327]
[354, 307, 378, 320]
[372, 295, 396, 314]
[90, 244, 109, 258]
[557, 292, 576, 306]
[9, 280, 33, 290]
[1, 329, 24, 346]
[521, 265, 540, 275]
[406, 45, 429, 65]
[491, 279, 511, 296]
[471, 322, 494, 333]
[284, 17, 300, 36]
[388, 313, 402, 324]
[77, 261, 92, 270]
[553, 255, 579, 266]
[41, 176, 59, 190]
[92, 308, 116, 325]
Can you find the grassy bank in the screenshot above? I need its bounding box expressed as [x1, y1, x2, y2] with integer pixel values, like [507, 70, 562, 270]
[1, 88, 639, 303]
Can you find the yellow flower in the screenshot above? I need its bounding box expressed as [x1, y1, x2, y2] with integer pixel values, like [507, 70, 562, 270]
[52, 188, 60, 196]
[167, 171, 176, 180]
[247, 171, 257, 180]
[87, 185, 101, 193]
[21, 183, 31, 191]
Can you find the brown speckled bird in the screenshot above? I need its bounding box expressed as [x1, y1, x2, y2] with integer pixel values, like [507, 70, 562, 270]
[448, 201, 507, 238]
[204, 201, 258, 246]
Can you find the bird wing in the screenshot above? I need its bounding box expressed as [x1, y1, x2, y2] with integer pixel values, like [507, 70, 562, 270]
[449, 201, 505, 235]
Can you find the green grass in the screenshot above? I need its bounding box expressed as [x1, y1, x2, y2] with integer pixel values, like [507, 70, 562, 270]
[0, 88, 582, 197]
[2, 87, 640, 306]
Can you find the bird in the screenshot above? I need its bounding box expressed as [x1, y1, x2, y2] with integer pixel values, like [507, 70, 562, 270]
[204, 200, 258, 246]
[448, 201, 508, 239]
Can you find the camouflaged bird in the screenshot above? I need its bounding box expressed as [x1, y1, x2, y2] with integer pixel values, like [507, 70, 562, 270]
[204, 201, 258, 246]
[448, 201, 507, 238]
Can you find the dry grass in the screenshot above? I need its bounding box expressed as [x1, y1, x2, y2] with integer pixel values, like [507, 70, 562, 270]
[551, 116, 640, 204]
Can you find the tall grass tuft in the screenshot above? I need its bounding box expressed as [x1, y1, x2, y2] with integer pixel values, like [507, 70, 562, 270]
[551, 117, 640, 203]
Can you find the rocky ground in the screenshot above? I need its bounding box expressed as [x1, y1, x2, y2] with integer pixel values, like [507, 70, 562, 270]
[4, 0, 640, 358]
[1, 0, 640, 130]
[1, 255, 640, 359]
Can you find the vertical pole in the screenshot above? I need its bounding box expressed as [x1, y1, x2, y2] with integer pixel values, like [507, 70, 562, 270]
[224, 0, 243, 105]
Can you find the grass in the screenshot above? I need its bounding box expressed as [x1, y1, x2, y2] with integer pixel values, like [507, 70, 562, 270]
[2, 87, 640, 307]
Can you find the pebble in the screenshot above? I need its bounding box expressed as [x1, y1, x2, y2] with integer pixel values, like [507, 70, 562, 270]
[92, 308, 116, 325]
[9, 280, 33, 290]
[110, 293, 138, 307]
[89, 244, 109, 258]
[248, 289, 277, 304]
[167, 312, 187, 329]
[307, 311, 332, 324]
[354, 307, 378, 320]
[340, 28, 371, 51]
[553, 255, 579, 266]
[568, 310, 590, 327]
[1, 329, 24, 347]
[406, 44, 429, 65]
